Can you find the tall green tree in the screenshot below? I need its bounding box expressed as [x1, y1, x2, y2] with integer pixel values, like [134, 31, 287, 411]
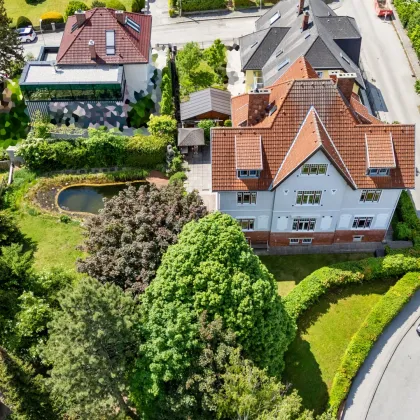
[0, 0, 24, 80]
[43, 278, 139, 419]
[0, 212, 22, 248]
[203, 39, 226, 72]
[134, 213, 295, 415]
[176, 42, 202, 74]
[78, 183, 207, 293]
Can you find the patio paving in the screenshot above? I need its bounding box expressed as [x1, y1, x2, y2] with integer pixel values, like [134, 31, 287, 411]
[227, 49, 246, 97]
[184, 146, 216, 211]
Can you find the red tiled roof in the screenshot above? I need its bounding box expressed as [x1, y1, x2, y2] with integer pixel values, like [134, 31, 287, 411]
[350, 93, 382, 124]
[272, 107, 355, 189]
[269, 56, 319, 87]
[56, 8, 151, 65]
[366, 133, 396, 168]
[212, 60, 415, 191]
[235, 134, 263, 170]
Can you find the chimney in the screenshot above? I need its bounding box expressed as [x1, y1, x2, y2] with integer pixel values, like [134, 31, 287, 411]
[88, 40, 96, 60]
[115, 10, 125, 24]
[329, 70, 341, 83]
[75, 10, 86, 25]
[248, 90, 270, 125]
[298, 0, 304, 15]
[336, 73, 357, 101]
[302, 11, 309, 31]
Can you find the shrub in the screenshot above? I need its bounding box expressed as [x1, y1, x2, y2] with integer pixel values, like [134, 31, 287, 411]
[148, 114, 177, 137]
[132, 0, 145, 12]
[16, 16, 32, 28]
[59, 214, 71, 224]
[125, 134, 167, 167]
[91, 0, 106, 6]
[392, 191, 420, 244]
[283, 254, 420, 321]
[224, 119, 232, 127]
[181, 0, 226, 12]
[198, 119, 216, 142]
[40, 11, 65, 24]
[64, 1, 88, 20]
[106, 0, 127, 10]
[169, 171, 186, 184]
[329, 272, 420, 415]
[416, 80, 420, 94]
[160, 67, 174, 116]
[128, 94, 155, 128]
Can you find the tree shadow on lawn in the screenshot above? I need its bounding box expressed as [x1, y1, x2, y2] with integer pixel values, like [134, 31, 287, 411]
[282, 279, 395, 414]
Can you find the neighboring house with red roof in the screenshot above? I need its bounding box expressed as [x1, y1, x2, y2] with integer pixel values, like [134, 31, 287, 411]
[211, 56, 415, 248]
[19, 8, 152, 130]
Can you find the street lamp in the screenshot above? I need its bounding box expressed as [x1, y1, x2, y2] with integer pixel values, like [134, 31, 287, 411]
[39, 19, 46, 46]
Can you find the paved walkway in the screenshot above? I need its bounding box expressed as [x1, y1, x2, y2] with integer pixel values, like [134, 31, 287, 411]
[183, 146, 217, 211]
[343, 290, 420, 420]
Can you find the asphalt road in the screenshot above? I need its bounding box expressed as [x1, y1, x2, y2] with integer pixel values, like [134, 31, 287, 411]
[337, 0, 420, 208]
[343, 290, 420, 420]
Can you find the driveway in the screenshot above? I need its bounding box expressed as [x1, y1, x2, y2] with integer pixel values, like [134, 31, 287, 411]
[337, 0, 420, 208]
[343, 290, 420, 420]
[184, 146, 216, 211]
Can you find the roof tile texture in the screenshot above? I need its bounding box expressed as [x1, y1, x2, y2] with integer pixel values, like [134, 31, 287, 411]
[235, 134, 263, 170]
[57, 8, 151, 65]
[366, 133, 396, 168]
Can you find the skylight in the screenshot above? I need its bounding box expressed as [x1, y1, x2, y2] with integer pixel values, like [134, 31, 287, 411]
[71, 22, 79, 33]
[340, 52, 351, 64]
[304, 33, 311, 39]
[268, 105, 277, 116]
[106, 30, 115, 55]
[250, 41, 258, 48]
[278, 58, 290, 71]
[270, 11, 280, 25]
[125, 17, 141, 33]
[275, 49, 283, 57]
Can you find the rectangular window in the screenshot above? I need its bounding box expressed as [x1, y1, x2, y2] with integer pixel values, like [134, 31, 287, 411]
[360, 190, 382, 203]
[239, 219, 255, 231]
[302, 238, 313, 244]
[289, 238, 313, 245]
[367, 168, 390, 176]
[316, 71, 324, 78]
[289, 238, 300, 245]
[106, 30, 115, 55]
[296, 191, 322, 205]
[353, 235, 364, 242]
[301, 164, 328, 175]
[352, 217, 373, 229]
[125, 17, 141, 33]
[292, 218, 316, 231]
[237, 170, 260, 178]
[237, 192, 257, 205]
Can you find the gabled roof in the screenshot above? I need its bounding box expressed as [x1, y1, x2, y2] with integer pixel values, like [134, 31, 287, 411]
[235, 134, 263, 170]
[350, 93, 382, 124]
[211, 57, 415, 192]
[178, 128, 205, 147]
[365, 133, 396, 168]
[180, 88, 231, 121]
[56, 8, 152, 65]
[240, 0, 364, 88]
[271, 107, 356, 189]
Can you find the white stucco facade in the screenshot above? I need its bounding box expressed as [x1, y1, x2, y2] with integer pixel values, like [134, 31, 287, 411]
[217, 150, 401, 243]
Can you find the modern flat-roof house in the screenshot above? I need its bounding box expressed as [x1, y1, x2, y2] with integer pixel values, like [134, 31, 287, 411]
[240, 0, 364, 93]
[19, 8, 152, 130]
[211, 57, 415, 248]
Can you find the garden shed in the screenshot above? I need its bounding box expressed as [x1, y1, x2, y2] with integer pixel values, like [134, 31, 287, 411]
[180, 88, 231, 124]
[178, 128, 205, 154]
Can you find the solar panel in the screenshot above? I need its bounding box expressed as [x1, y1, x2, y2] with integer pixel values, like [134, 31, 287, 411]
[106, 30, 115, 55]
[125, 17, 140, 33]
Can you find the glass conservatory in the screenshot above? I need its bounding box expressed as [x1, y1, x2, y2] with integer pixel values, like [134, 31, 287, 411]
[19, 63, 126, 102]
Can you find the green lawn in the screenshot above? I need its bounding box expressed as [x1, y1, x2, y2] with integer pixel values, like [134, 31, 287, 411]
[16, 210, 84, 274]
[5, 0, 132, 26]
[282, 279, 395, 414]
[260, 253, 373, 296]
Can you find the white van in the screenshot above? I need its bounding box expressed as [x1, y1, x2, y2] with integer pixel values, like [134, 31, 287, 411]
[17, 27, 37, 43]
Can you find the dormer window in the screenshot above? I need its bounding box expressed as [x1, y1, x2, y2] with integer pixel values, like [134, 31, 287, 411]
[237, 170, 260, 178]
[367, 168, 390, 177]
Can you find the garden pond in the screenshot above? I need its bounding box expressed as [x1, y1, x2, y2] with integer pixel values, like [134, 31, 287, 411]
[57, 183, 144, 214]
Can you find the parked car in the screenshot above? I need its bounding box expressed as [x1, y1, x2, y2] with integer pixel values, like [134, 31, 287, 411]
[16, 27, 37, 43]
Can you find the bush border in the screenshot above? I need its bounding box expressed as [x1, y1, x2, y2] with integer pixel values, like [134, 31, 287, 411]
[328, 272, 420, 415]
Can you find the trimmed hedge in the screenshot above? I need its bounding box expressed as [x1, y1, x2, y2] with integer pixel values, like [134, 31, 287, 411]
[16, 16, 32, 28]
[40, 12, 65, 24]
[392, 190, 420, 244]
[181, 0, 226, 12]
[328, 272, 420, 415]
[283, 254, 420, 320]
[160, 65, 174, 117]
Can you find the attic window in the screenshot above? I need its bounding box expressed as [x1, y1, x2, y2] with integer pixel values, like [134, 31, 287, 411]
[304, 33, 311, 39]
[270, 11, 280, 25]
[250, 41, 258, 48]
[275, 49, 283, 57]
[278, 59, 290, 71]
[125, 17, 141, 32]
[71, 22, 79, 33]
[106, 30, 115, 55]
[268, 105, 277, 116]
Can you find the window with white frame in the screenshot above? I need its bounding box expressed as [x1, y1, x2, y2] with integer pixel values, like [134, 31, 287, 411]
[289, 238, 313, 245]
[367, 168, 390, 176]
[238, 219, 255, 231]
[237, 170, 260, 178]
[302, 238, 313, 244]
[353, 235, 364, 242]
[360, 190, 382, 203]
[237, 192, 257, 205]
[352, 217, 373, 229]
[301, 164, 328, 175]
[296, 190, 322, 205]
[289, 238, 300, 245]
[316, 71, 324, 78]
[292, 218, 316, 231]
